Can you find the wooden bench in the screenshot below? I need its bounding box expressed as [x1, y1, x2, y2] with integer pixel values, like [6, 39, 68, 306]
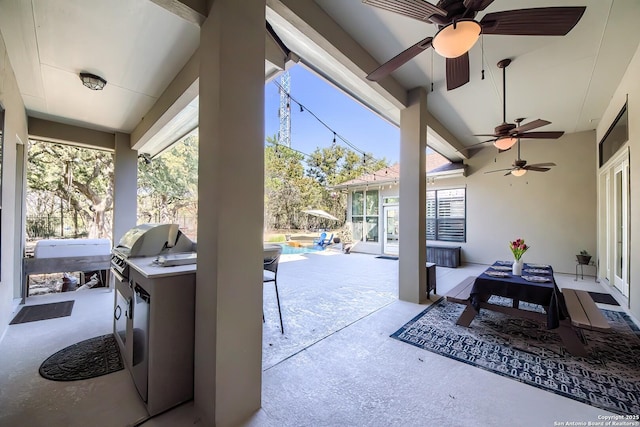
[562, 288, 611, 332]
[444, 276, 477, 326]
[445, 276, 476, 304]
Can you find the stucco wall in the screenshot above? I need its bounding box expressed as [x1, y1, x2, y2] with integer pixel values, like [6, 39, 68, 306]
[442, 130, 596, 274]
[597, 41, 640, 320]
[348, 130, 597, 273]
[0, 30, 28, 340]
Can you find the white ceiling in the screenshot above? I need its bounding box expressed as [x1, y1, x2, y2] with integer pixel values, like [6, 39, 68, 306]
[302, 0, 640, 157]
[0, 0, 200, 133]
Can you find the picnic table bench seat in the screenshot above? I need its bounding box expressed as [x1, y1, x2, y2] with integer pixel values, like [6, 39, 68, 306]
[561, 288, 611, 332]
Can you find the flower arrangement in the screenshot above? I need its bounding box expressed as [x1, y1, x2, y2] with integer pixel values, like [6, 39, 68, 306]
[509, 238, 529, 261]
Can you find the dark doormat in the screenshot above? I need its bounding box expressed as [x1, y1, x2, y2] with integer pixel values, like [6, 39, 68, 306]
[588, 291, 620, 306]
[376, 255, 398, 260]
[10, 301, 75, 325]
[39, 334, 124, 381]
[391, 297, 640, 416]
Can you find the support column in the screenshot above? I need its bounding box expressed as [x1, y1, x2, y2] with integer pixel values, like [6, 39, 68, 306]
[112, 132, 137, 245]
[195, 1, 265, 426]
[398, 88, 428, 303]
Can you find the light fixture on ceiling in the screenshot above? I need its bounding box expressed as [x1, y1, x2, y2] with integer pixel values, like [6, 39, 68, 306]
[494, 136, 518, 150]
[511, 168, 527, 177]
[431, 20, 481, 59]
[79, 72, 107, 91]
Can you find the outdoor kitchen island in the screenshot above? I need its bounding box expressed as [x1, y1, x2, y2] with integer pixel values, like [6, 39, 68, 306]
[115, 255, 196, 417]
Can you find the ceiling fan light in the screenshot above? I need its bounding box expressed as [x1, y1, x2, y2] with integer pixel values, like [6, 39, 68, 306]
[432, 20, 481, 59]
[493, 136, 518, 150]
[79, 72, 107, 91]
[511, 168, 527, 177]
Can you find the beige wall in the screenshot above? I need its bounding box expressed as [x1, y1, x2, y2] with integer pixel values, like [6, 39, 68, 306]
[432, 130, 597, 275]
[597, 41, 640, 320]
[0, 30, 28, 339]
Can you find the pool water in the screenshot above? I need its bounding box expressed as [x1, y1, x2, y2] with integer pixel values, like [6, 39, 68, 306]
[276, 242, 321, 255]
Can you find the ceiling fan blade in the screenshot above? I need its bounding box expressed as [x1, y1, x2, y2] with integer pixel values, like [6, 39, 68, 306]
[504, 171, 513, 176]
[518, 131, 565, 139]
[446, 52, 470, 91]
[524, 166, 551, 172]
[463, 0, 495, 12]
[526, 162, 556, 168]
[480, 7, 586, 36]
[484, 168, 513, 174]
[512, 119, 550, 133]
[367, 36, 433, 81]
[456, 138, 495, 153]
[362, 0, 446, 23]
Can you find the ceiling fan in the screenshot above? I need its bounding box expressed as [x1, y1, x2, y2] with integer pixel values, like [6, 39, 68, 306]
[484, 131, 556, 177]
[363, 0, 586, 90]
[473, 58, 565, 151]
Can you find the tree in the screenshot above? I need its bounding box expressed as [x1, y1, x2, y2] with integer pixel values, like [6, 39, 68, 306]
[27, 141, 114, 239]
[305, 146, 388, 226]
[264, 135, 389, 232]
[264, 135, 320, 230]
[137, 135, 198, 228]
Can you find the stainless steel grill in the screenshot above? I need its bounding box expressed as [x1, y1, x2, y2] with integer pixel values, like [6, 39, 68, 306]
[110, 223, 195, 280]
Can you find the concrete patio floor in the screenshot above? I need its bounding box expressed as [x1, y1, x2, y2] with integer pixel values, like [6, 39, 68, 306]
[0, 250, 634, 426]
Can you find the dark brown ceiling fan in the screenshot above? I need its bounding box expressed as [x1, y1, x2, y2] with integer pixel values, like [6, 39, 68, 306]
[484, 134, 556, 177]
[473, 58, 565, 151]
[363, 0, 586, 90]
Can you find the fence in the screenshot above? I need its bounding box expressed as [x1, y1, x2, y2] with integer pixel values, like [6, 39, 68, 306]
[26, 215, 89, 240]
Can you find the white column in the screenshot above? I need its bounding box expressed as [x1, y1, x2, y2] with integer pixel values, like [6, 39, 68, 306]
[398, 88, 427, 303]
[112, 132, 137, 245]
[195, 1, 265, 426]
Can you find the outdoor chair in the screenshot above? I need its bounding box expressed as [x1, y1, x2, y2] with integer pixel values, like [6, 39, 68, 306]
[263, 248, 284, 334]
[319, 233, 334, 248]
[313, 232, 327, 245]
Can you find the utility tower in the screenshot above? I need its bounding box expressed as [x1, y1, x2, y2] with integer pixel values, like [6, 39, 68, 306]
[278, 71, 291, 147]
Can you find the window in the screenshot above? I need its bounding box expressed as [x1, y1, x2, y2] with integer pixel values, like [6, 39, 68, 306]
[427, 188, 465, 242]
[599, 103, 628, 167]
[383, 196, 399, 205]
[351, 190, 379, 242]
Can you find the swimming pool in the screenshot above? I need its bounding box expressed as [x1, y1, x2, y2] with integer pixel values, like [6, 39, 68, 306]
[275, 242, 321, 255]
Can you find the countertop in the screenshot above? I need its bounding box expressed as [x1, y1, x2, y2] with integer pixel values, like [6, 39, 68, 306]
[127, 256, 196, 279]
[128, 245, 279, 278]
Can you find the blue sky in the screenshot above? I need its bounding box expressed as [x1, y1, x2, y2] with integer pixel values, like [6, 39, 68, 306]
[264, 65, 400, 165]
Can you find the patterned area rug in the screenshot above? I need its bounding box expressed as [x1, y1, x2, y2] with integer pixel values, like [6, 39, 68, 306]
[39, 334, 124, 381]
[391, 297, 640, 415]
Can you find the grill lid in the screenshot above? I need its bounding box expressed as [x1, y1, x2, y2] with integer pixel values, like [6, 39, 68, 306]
[114, 223, 194, 258]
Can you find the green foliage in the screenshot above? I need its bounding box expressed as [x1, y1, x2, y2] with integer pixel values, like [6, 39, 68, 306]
[137, 135, 198, 225]
[266, 234, 286, 243]
[264, 136, 388, 231]
[26, 141, 114, 238]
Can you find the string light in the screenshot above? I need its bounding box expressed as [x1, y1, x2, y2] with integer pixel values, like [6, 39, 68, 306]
[269, 79, 404, 184]
[273, 80, 371, 158]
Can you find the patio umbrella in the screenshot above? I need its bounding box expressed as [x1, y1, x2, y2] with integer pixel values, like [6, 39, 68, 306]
[302, 209, 339, 221]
